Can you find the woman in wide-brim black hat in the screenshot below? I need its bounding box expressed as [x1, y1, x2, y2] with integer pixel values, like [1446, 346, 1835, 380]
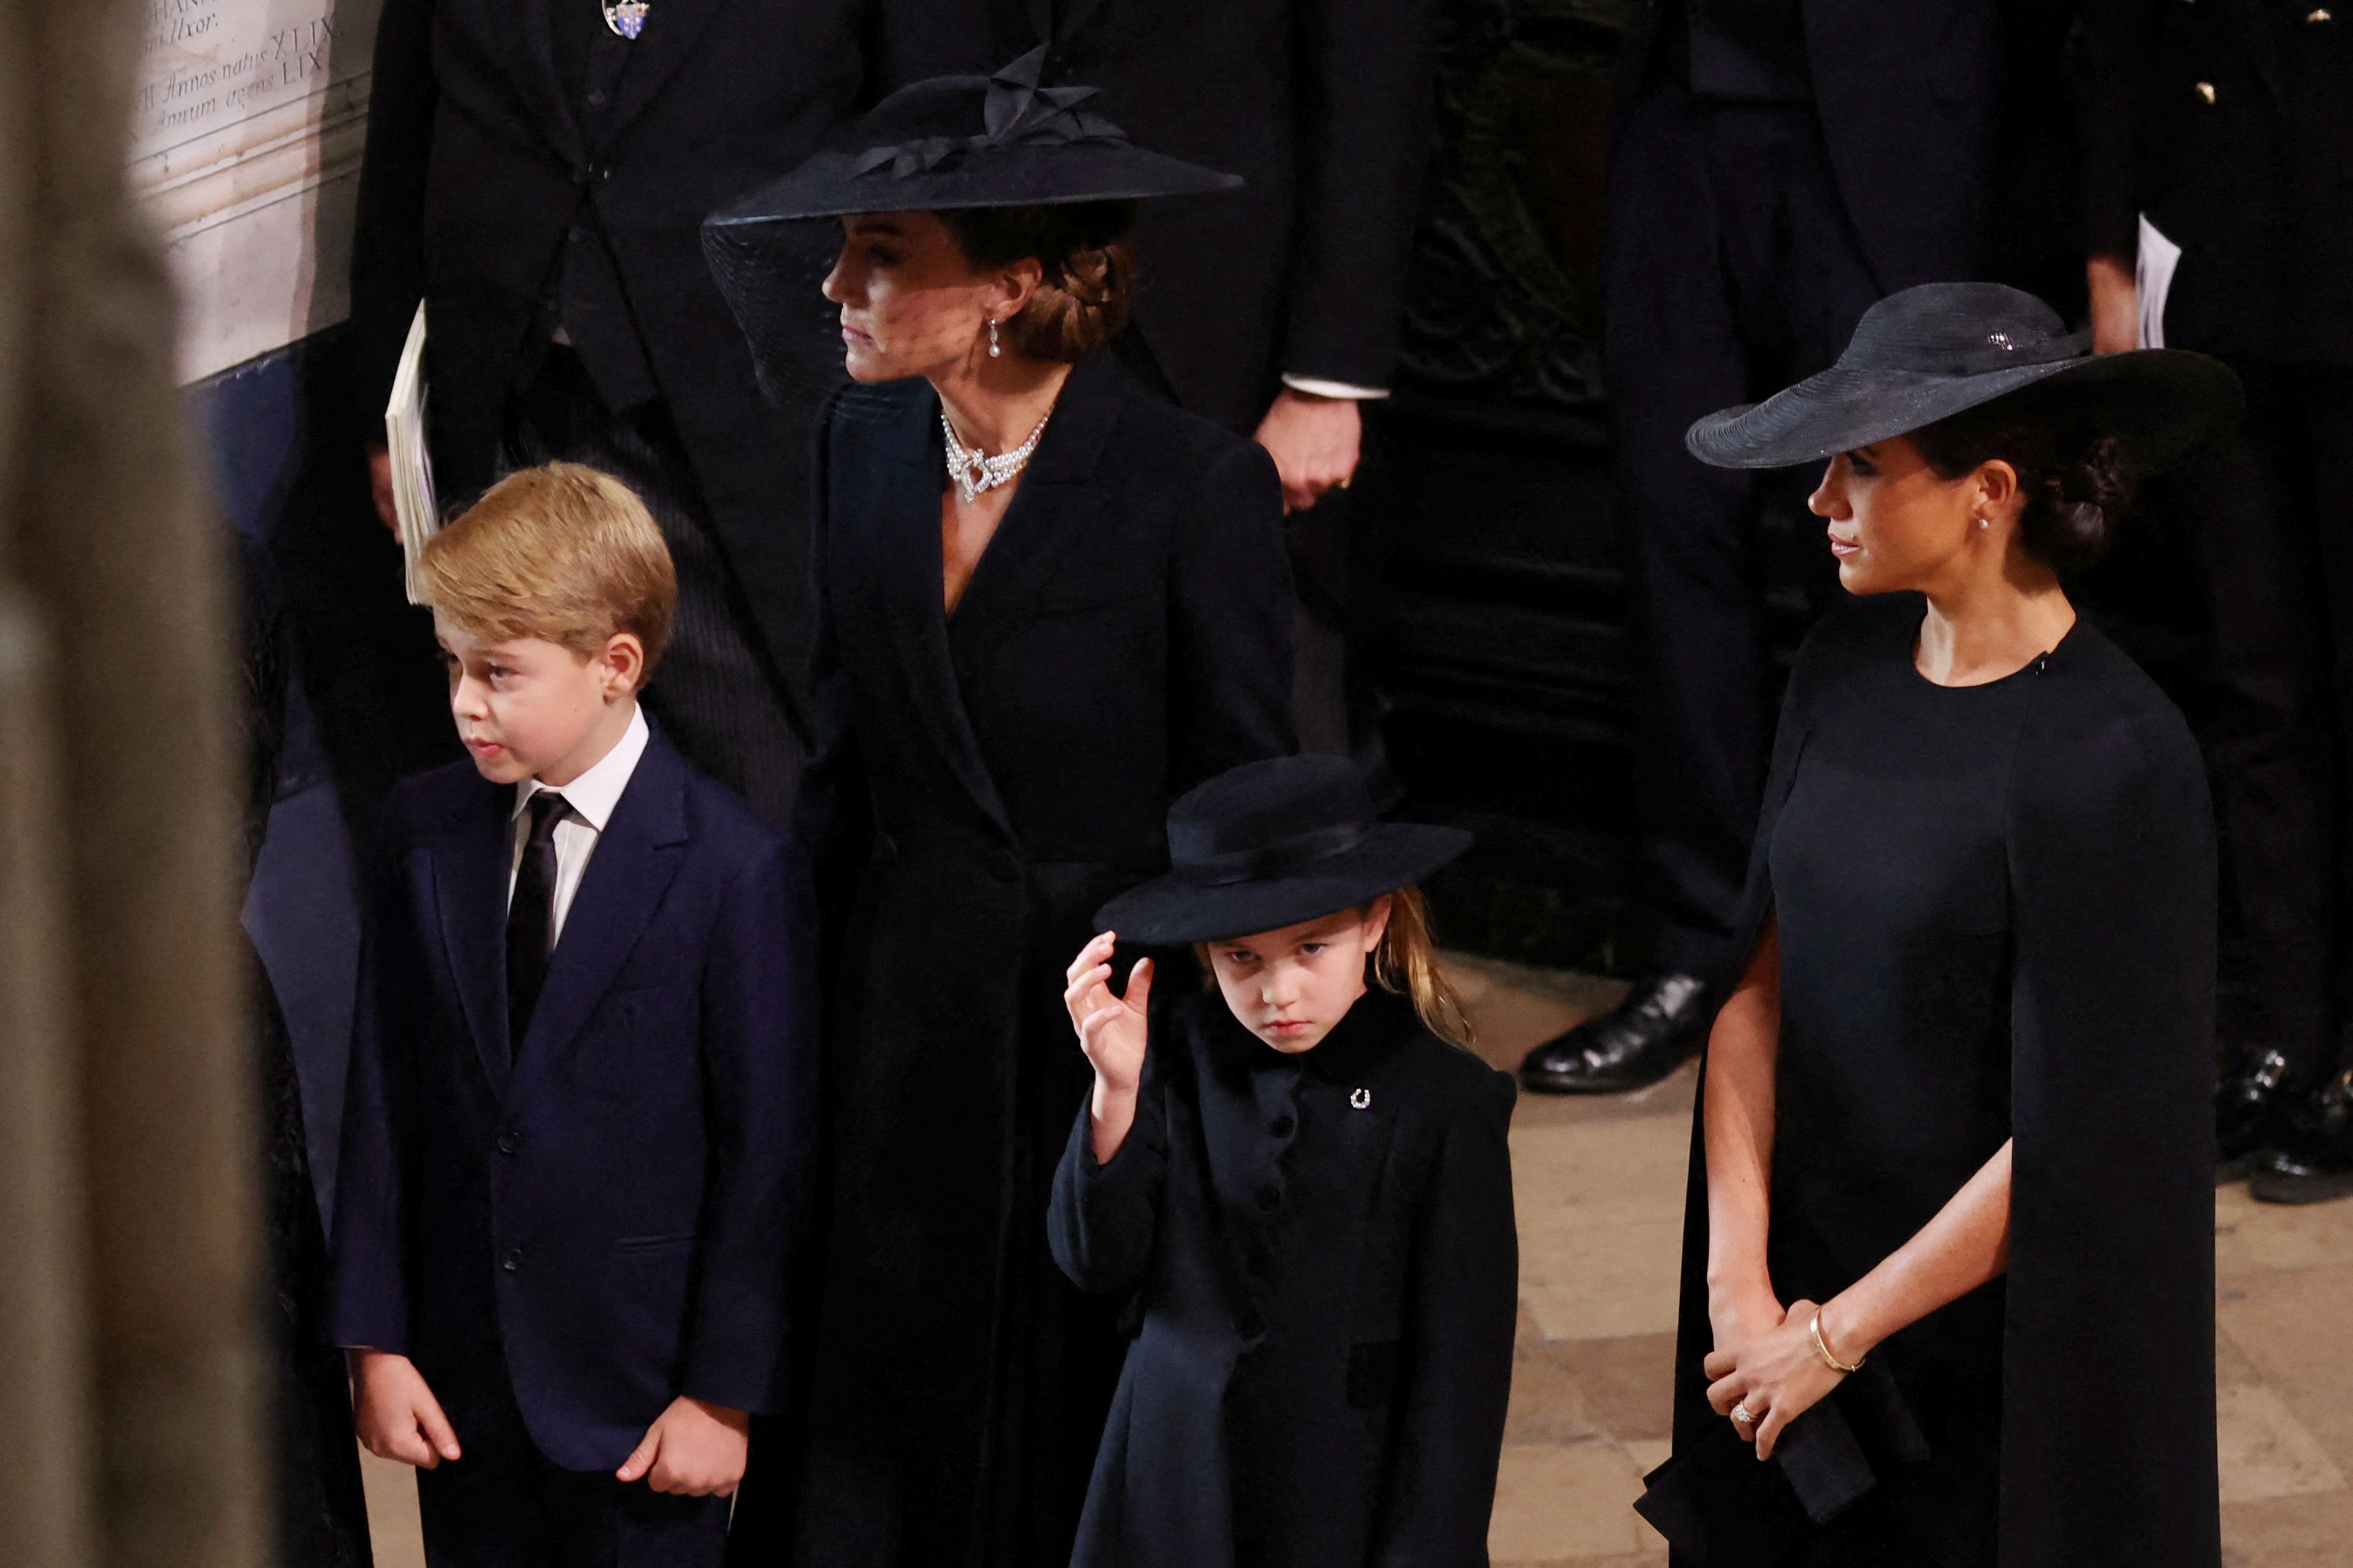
[1640, 281, 2234, 1567]
[702, 52, 1298, 1568]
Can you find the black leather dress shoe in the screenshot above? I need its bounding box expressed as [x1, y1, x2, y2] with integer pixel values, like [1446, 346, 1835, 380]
[2250, 1069, 2353, 1205]
[1522, 974, 1710, 1096]
[2215, 1048, 2301, 1185]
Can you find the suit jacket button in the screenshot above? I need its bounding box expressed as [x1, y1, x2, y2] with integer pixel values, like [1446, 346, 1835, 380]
[502, 1248, 524, 1272]
[1268, 1115, 1296, 1138]
[2195, 80, 2217, 104]
[1254, 1183, 1282, 1212]
[497, 1130, 522, 1156]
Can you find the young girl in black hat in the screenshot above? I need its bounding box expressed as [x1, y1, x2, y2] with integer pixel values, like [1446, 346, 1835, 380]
[1049, 754, 1518, 1568]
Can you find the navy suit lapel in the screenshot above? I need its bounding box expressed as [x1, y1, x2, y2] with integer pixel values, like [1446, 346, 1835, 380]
[427, 778, 518, 1096]
[944, 354, 1126, 694]
[850, 384, 1017, 834]
[513, 727, 692, 1089]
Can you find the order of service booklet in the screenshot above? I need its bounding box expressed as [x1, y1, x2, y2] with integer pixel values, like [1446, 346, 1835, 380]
[386, 301, 439, 605]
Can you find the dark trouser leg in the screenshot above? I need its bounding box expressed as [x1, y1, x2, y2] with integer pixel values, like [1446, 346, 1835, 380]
[2303, 367, 2353, 1075]
[1605, 88, 1767, 979]
[1603, 93, 1881, 977]
[1289, 485, 1354, 757]
[2182, 365, 2336, 1080]
[506, 347, 804, 826]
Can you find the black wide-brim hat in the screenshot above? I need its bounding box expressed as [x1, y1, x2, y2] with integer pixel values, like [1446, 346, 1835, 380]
[1686, 282, 2240, 472]
[702, 47, 1239, 403]
[1095, 755, 1472, 946]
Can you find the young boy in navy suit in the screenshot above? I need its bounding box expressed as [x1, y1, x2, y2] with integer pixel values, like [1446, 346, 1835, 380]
[328, 462, 816, 1565]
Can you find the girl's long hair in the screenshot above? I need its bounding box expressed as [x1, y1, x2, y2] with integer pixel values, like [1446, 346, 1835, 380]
[1372, 886, 1472, 1048]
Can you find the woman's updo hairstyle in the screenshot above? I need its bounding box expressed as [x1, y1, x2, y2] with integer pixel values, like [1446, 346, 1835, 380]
[1909, 387, 2140, 574]
[939, 199, 1141, 364]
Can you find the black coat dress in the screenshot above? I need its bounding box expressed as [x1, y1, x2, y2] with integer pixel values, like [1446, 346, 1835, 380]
[1048, 987, 1518, 1568]
[781, 353, 1298, 1568]
[1661, 598, 2220, 1567]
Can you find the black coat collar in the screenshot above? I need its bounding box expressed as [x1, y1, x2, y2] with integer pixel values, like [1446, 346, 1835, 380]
[858, 352, 1134, 838]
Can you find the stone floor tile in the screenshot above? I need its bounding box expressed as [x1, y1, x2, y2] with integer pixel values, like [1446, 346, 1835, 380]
[1506, 1336, 1605, 1445]
[2219, 1324, 2266, 1387]
[1488, 1441, 1656, 1562]
[1513, 1117, 1691, 1340]
[2215, 1183, 2353, 1279]
[1545, 1333, 1679, 1443]
[2218, 1385, 2349, 1504]
[2220, 1489, 2353, 1568]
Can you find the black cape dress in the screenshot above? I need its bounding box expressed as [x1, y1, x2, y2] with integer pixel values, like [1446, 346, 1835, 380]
[1047, 987, 1518, 1568]
[1656, 596, 2220, 1568]
[766, 353, 1296, 1568]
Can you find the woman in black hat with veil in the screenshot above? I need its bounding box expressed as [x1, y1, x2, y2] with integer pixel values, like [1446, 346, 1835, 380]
[1635, 282, 2236, 1566]
[704, 52, 1295, 1568]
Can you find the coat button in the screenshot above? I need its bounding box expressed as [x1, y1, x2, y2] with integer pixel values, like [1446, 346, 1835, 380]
[587, 88, 610, 106]
[2195, 80, 2217, 104]
[1268, 1114, 1295, 1138]
[502, 1248, 524, 1272]
[497, 1129, 522, 1156]
[874, 832, 899, 862]
[2309, 7, 2333, 20]
[1254, 1183, 1282, 1212]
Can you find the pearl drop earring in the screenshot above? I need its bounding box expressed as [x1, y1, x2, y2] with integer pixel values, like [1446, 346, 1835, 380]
[1976, 516, 1990, 530]
[988, 318, 1001, 358]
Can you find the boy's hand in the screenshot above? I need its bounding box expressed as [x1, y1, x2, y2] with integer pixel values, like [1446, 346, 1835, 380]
[616, 1397, 750, 1497]
[349, 1349, 462, 1469]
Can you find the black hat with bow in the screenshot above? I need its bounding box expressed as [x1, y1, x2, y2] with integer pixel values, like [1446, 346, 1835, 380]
[1094, 756, 1472, 946]
[702, 49, 1239, 401]
[707, 47, 1238, 228]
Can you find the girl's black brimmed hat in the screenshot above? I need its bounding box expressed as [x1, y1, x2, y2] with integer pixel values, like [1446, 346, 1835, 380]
[1095, 756, 1472, 946]
[1684, 282, 2240, 473]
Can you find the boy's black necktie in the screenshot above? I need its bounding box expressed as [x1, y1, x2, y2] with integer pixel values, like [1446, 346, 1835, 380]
[507, 791, 570, 1059]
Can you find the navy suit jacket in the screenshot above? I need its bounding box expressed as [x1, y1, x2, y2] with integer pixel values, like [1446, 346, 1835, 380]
[327, 720, 818, 1470]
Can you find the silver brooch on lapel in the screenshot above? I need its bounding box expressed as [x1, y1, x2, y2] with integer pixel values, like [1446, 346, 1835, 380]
[1350, 1087, 1372, 1110]
[602, 0, 649, 40]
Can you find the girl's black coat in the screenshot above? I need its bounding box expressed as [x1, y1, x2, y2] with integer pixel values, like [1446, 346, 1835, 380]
[780, 352, 1298, 1567]
[1050, 988, 1519, 1568]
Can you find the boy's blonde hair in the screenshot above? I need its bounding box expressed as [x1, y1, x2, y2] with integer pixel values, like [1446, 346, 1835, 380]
[421, 462, 676, 684]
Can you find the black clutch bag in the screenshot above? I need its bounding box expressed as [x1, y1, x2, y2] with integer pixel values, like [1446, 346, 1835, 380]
[1633, 1358, 1928, 1562]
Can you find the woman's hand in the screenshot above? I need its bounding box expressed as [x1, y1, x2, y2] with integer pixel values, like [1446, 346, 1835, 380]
[1066, 933, 1153, 1163]
[1703, 1297, 1847, 1460]
[1706, 1280, 1787, 1373]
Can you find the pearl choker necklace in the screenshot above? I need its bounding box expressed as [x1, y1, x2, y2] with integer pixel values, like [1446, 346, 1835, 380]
[942, 407, 1052, 504]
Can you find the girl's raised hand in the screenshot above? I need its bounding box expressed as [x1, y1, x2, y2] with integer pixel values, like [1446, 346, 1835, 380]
[1064, 931, 1153, 1098]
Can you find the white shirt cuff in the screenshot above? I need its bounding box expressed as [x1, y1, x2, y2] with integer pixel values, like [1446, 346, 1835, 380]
[1281, 374, 1391, 401]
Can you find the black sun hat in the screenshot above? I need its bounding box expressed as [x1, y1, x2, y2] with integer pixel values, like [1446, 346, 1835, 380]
[702, 47, 1240, 403]
[1094, 756, 1472, 947]
[1685, 282, 2240, 473]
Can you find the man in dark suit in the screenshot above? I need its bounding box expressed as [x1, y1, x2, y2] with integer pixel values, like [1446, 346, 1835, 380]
[939, 0, 1443, 753]
[2081, 0, 2353, 1198]
[1522, 0, 2005, 1095]
[328, 467, 818, 1565]
[352, 0, 944, 824]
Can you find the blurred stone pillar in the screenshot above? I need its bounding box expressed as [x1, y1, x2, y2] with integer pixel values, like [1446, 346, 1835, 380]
[0, 0, 266, 1562]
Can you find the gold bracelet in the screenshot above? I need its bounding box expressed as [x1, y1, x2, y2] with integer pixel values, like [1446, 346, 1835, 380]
[1810, 1309, 1863, 1375]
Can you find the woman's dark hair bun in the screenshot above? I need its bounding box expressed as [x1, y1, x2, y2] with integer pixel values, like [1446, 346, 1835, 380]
[937, 200, 1142, 365]
[1912, 399, 2140, 574]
